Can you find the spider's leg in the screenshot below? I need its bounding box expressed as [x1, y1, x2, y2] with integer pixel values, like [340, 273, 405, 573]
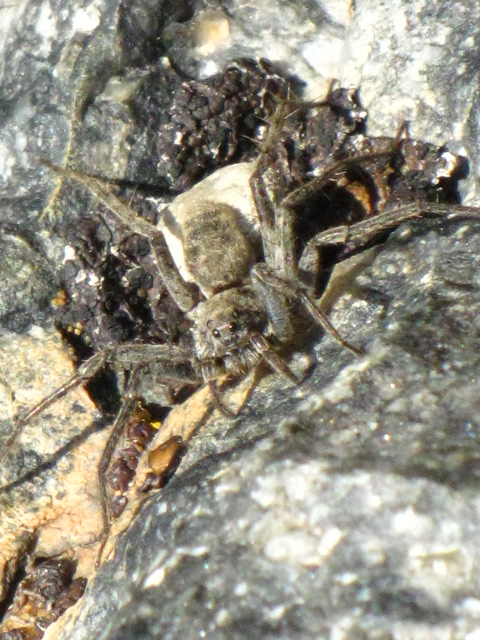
[95, 343, 201, 564]
[251, 264, 363, 356]
[249, 104, 365, 353]
[249, 333, 300, 383]
[303, 201, 480, 262]
[0, 348, 113, 468]
[95, 366, 143, 566]
[250, 102, 301, 280]
[115, 343, 201, 405]
[114, 343, 197, 373]
[252, 100, 399, 281]
[208, 379, 238, 418]
[250, 263, 297, 342]
[195, 358, 237, 418]
[43, 163, 197, 312]
[298, 292, 365, 356]
[282, 148, 398, 213]
[249, 102, 289, 271]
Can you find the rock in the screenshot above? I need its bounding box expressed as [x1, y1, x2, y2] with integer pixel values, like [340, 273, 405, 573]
[51, 215, 480, 639]
[1, 0, 480, 638]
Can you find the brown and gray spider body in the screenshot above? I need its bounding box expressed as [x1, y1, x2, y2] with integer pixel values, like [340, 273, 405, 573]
[2, 97, 479, 561]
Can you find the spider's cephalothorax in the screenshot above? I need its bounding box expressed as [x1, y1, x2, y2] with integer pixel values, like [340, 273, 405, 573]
[193, 286, 270, 377]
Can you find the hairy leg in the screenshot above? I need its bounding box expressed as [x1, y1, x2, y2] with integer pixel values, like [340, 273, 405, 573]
[303, 201, 480, 261]
[43, 163, 197, 312]
[251, 264, 363, 356]
[95, 365, 143, 565]
[0, 348, 113, 468]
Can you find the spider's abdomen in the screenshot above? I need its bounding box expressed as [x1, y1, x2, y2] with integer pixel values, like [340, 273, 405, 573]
[161, 162, 261, 298]
[182, 202, 255, 294]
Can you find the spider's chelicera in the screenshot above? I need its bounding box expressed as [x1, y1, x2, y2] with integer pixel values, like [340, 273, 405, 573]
[2, 91, 480, 560]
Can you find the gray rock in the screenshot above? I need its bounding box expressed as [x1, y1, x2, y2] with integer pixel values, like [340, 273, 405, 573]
[0, 0, 480, 639]
[54, 216, 480, 640]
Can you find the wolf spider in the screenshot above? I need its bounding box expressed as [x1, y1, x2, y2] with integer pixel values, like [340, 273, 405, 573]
[1, 99, 479, 561]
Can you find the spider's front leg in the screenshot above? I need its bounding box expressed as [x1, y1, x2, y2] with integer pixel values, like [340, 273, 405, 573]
[249, 100, 303, 280]
[250, 264, 364, 357]
[249, 106, 364, 358]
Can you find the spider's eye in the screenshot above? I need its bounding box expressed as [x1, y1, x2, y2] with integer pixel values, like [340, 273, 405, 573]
[212, 328, 220, 338]
[228, 322, 237, 333]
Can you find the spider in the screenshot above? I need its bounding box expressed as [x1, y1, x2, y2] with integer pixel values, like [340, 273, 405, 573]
[1, 97, 479, 563]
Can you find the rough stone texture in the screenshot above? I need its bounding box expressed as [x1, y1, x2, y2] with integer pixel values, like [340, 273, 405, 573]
[52, 216, 480, 640]
[339, 0, 480, 203]
[0, 0, 480, 639]
[0, 331, 105, 586]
